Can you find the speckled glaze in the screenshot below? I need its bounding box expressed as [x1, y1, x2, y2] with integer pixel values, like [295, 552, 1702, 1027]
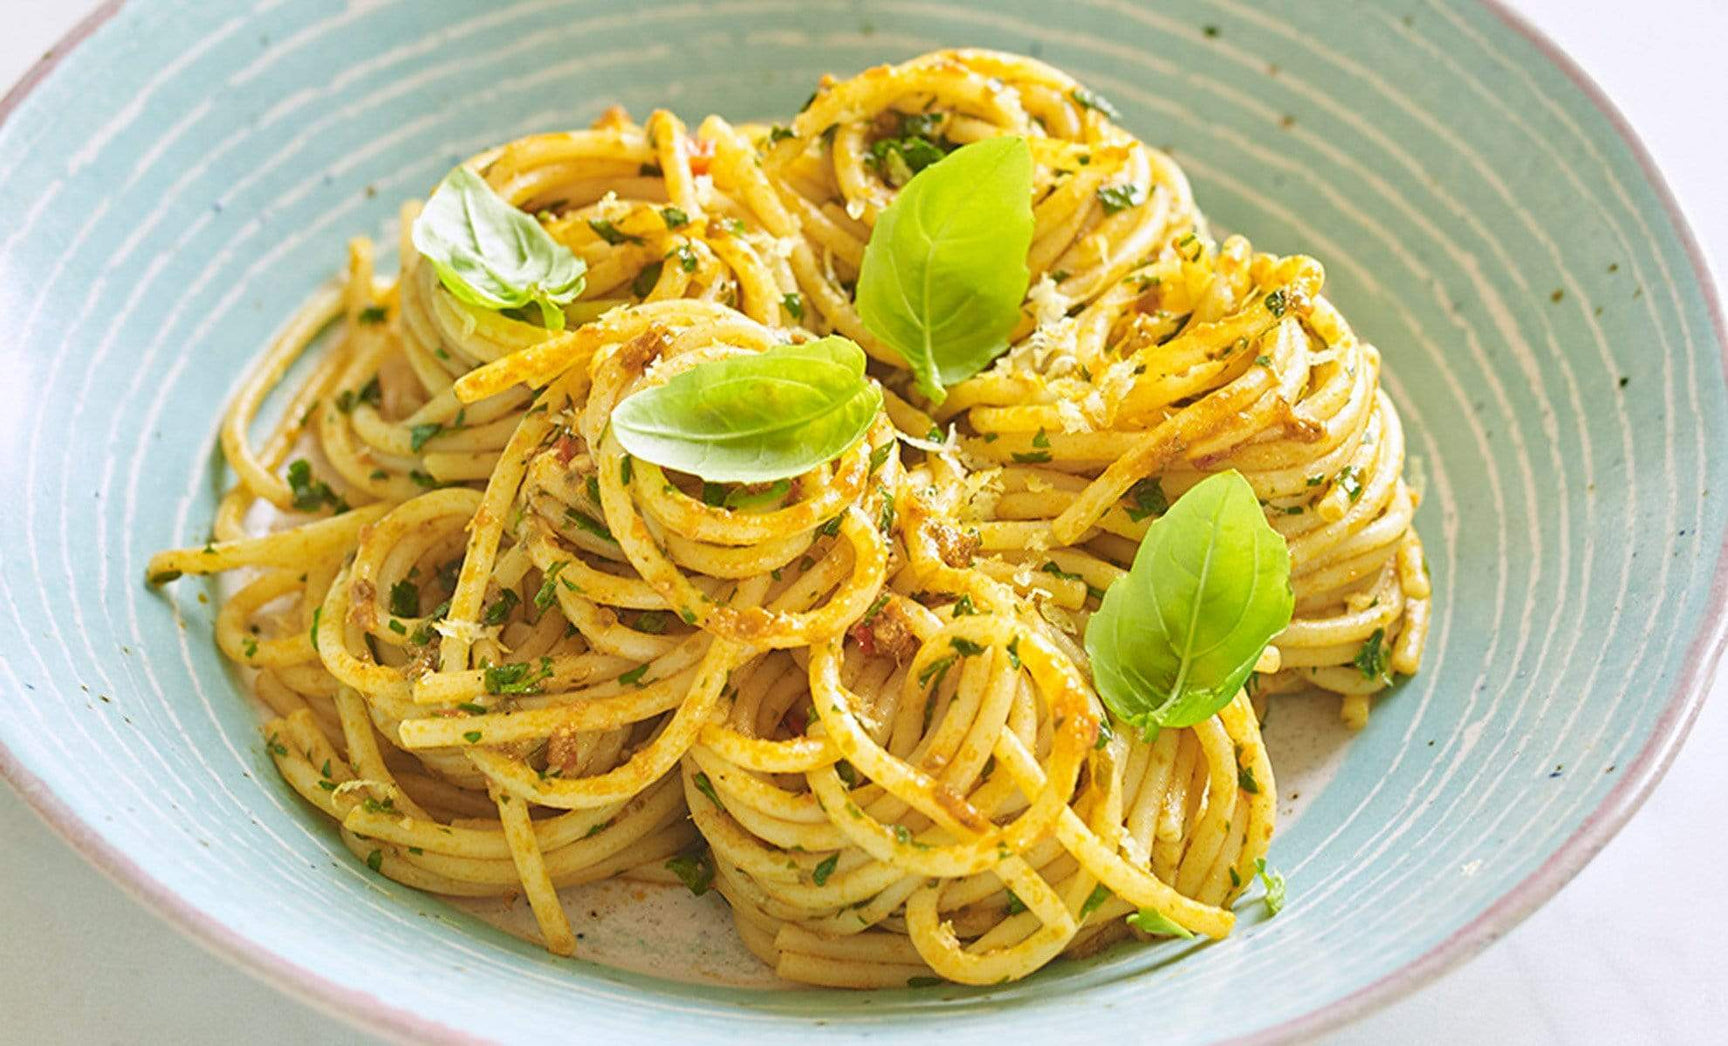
[0, 1, 1722, 1043]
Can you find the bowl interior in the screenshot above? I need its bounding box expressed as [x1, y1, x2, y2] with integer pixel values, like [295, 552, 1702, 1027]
[0, 1, 1723, 1042]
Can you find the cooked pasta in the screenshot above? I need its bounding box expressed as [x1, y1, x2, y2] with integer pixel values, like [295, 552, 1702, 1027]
[148, 48, 1427, 987]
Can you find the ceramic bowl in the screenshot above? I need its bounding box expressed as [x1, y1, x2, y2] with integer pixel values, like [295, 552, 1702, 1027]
[1, 1, 1722, 1042]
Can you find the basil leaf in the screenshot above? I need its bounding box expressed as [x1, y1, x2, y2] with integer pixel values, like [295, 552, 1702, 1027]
[855, 136, 1034, 404]
[1085, 471, 1293, 737]
[610, 336, 882, 483]
[410, 166, 587, 331]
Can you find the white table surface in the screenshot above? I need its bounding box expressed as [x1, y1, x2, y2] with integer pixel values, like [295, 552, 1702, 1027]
[2, 2, 1724, 1042]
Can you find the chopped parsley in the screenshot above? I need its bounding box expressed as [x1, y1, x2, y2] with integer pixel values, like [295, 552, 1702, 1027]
[781, 291, 804, 321]
[1353, 627, 1389, 680]
[812, 852, 839, 886]
[1124, 477, 1168, 521]
[950, 637, 987, 657]
[1096, 183, 1146, 214]
[481, 588, 520, 626]
[483, 658, 553, 696]
[1079, 883, 1112, 920]
[1041, 561, 1083, 583]
[1071, 86, 1121, 120]
[631, 260, 664, 298]
[1126, 908, 1195, 939]
[917, 655, 955, 691]
[588, 218, 643, 245]
[564, 507, 616, 544]
[388, 580, 421, 618]
[286, 459, 346, 514]
[667, 851, 714, 895]
[866, 111, 951, 187]
[1238, 763, 1261, 794]
[1256, 857, 1286, 915]
[335, 375, 382, 414]
[409, 422, 444, 453]
[667, 241, 699, 273]
[659, 206, 690, 229]
[692, 771, 724, 809]
[535, 562, 571, 611]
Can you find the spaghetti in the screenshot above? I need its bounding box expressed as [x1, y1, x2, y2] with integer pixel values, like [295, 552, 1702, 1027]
[148, 49, 1428, 986]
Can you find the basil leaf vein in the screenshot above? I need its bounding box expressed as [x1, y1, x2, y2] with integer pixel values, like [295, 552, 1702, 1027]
[411, 166, 587, 331]
[610, 336, 882, 483]
[855, 136, 1034, 404]
[1084, 471, 1293, 737]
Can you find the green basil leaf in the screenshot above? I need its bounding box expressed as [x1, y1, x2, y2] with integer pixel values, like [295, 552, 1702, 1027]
[1125, 908, 1196, 939]
[610, 335, 882, 483]
[1085, 471, 1293, 737]
[410, 166, 587, 331]
[855, 136, 1034, 404]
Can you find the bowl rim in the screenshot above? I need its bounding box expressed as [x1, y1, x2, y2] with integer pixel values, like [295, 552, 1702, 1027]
[0, 1, 1722, 1042]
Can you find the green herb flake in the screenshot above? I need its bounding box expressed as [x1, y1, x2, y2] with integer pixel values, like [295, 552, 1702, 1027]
[388, 580, 421, 618]
[1124, 477, 1169, 522]
[483, 659, 551, 696]
[812, 852, 840, 886]
[1072, 86, 1121, 120]
[1096, 183, 1146, 215]
[668, 241, 699, 273]
[1256, 857, 1286, 915]
[482, 588, 520, 626]
[564, 507, 616, 544]
[1353, 627, 1388, 679]
[1079, 883, 1112, 920]
[588, 218, 643, 246]
[1238, 763, 1261, 794]
[692, 772, 724, 809]
[666, 851, 714, 896]
[534, 562, 570, 611]
[1125, 908, 1195, 939]
[286, 459, 346, 514]
[409, 422, 443, 452]
[917, 655, 955, 691]
[631, 260, 664, 298]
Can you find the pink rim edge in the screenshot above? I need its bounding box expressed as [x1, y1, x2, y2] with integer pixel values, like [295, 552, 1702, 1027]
[0, 3, 1721, 1044]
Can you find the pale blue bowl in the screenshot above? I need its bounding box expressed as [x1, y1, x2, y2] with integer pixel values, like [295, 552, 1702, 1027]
[1, 1, 1722, 1042]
